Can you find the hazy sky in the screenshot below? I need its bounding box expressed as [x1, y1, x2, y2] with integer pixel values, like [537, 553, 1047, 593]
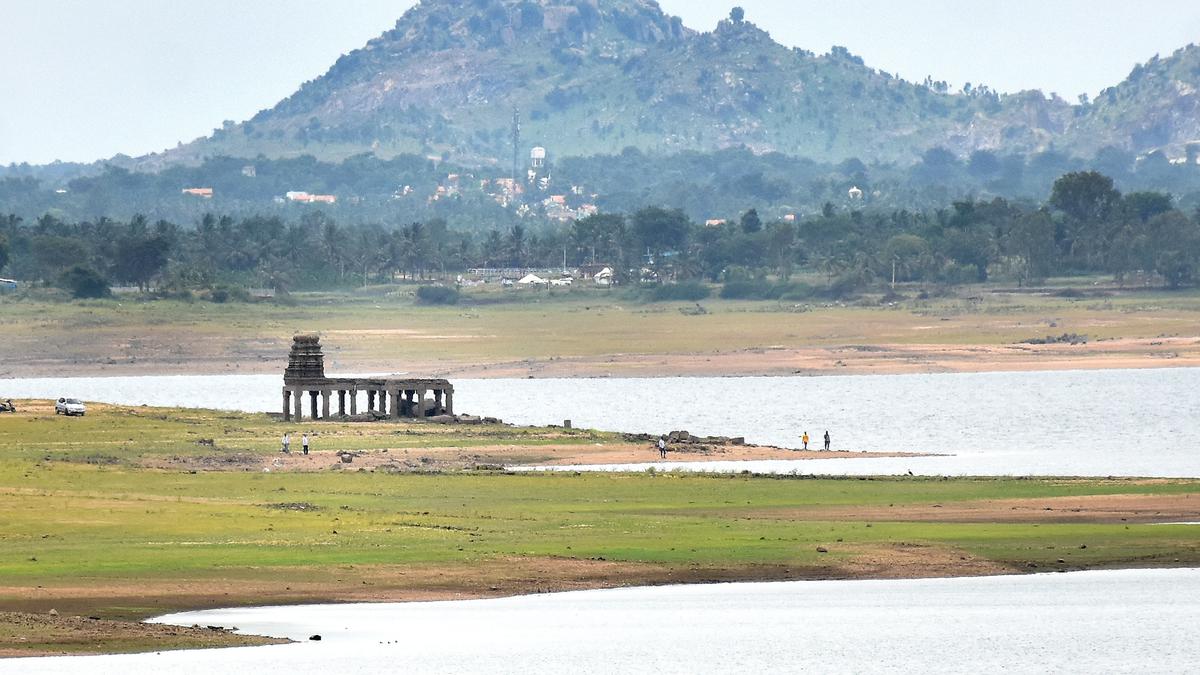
[3, 0, 1200, 165]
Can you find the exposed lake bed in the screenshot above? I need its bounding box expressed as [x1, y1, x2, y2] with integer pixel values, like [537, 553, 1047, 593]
[2, 368, 1199, 667]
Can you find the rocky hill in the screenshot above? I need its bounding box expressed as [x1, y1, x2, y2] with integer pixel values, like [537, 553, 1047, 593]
[141, 0, 1200, 169]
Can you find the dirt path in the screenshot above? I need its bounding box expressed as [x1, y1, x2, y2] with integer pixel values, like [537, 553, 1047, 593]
[734, 492, 1200, 524]
[159, 444, 933, 473]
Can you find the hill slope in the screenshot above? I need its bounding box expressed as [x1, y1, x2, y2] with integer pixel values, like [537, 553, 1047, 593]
[142, 1, 1200, 168]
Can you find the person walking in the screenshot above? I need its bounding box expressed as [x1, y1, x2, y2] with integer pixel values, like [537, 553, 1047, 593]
[824, 430, 831, 452]
[658, 435, 668, 459]
[281, 432, 291, 454]
[802, 431, 809, 451]
[302, 433, 310, 456]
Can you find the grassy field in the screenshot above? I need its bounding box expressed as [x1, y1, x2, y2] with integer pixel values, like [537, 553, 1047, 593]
[2, 282, 1200, 378]
[1, 402, 1199, 655]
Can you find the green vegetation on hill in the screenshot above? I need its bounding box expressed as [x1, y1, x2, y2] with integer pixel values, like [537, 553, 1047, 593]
[105, 1, 1200, 169]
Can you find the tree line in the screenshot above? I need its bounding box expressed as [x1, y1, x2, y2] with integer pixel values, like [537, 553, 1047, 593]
[1, 171, 1198, 299]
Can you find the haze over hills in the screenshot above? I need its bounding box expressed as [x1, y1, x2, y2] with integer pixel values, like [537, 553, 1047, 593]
[127, 0, 1200, 171]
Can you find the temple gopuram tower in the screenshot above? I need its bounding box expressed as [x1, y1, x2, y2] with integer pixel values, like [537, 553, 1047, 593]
[281, 334, 454, 422]
[284, 334, 326, 383]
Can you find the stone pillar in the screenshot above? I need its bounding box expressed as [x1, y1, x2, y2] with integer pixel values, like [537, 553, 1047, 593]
[283, 389, 292, 421]
[434, 389, 444, 414]
[391, 389, 401, 420]
[350, 389, 358, 416]
[415, 387, 427, 418]
[367, 390, 376, 412]
[310, 391, 318, 420]
[294, 388, 304, 420]
[321, 390, 331, 419]
[445, 390, 454, 416]
[338, 390, 346, 416]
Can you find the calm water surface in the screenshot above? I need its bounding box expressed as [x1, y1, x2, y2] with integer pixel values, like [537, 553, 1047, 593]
[5, 569, 1199, 674]
[3, 368, 1197, 476]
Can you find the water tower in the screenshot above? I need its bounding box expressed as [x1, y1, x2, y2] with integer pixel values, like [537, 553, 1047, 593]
[531, 146, 547, 169]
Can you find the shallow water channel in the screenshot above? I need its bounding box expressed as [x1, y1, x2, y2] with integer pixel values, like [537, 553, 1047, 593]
[3, 367, 1199, 476]
[5, 569, 1199, 674]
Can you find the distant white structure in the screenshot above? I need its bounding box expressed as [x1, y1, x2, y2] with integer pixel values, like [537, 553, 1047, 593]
[518, 273, 548, 286]
[286, 191, 336, 204]
[531, 146, 547, 169]
[848, 186, 864, 200]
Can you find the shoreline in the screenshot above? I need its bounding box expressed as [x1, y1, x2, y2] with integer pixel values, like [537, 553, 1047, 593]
[2, 337, 1198, 381]
[10, 556, 1200, 659]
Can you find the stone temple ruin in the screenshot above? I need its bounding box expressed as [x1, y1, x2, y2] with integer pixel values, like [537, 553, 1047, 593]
[282, 334, 454, 421]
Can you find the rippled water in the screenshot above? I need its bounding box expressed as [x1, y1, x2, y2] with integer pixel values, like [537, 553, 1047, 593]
[5, 569, 1198, 674]
[3, 368, 1198, 476]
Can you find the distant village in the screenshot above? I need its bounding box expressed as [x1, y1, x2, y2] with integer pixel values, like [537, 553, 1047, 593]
[178, 146, 607, 223]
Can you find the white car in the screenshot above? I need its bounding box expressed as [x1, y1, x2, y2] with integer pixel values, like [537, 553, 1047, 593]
[55, 398, 86, 416]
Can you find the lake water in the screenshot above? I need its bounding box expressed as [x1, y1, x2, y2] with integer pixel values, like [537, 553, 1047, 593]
[5, 569, 1199, 674]
[3, 368, 1198, 477]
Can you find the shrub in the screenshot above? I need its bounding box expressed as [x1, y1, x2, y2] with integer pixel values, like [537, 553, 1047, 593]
[721, 280, 815, 301]
[209, 284, 250, 304]
[649, 282, 710, 301]
[58, 266, 111, 299]
[416, 285, 460, 305]
[778, 282, 816, 301]
[720, 280, 766, 299]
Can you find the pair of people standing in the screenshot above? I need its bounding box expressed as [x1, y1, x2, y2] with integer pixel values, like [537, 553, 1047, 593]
[281, 432, 310, 455]
[801, 431, 832, 451]
[657, 435, 668, 458]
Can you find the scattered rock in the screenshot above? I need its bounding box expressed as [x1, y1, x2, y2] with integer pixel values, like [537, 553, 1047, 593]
[309, 635, 322, 641]
[264, 502, 321, 512]
[48, 609, 58, 617]
[1020, 333, 1088, 346]
[816, 547, 828, 553]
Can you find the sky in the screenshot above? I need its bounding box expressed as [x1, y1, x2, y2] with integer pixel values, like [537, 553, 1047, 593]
[3, 0, 1200, 165]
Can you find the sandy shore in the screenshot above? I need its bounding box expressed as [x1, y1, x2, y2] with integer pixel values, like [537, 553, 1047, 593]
[433, 337, 1200, 379]
[143, 445, 934, 473]
[3, 337, 1197, 380]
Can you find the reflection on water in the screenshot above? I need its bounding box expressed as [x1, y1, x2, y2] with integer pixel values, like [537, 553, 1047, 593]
[3, 368, 1198, 477]
[5, 569, 1199, 674]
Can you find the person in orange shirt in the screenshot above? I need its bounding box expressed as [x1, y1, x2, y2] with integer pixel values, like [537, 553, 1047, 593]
[801, 431, 809, 450]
